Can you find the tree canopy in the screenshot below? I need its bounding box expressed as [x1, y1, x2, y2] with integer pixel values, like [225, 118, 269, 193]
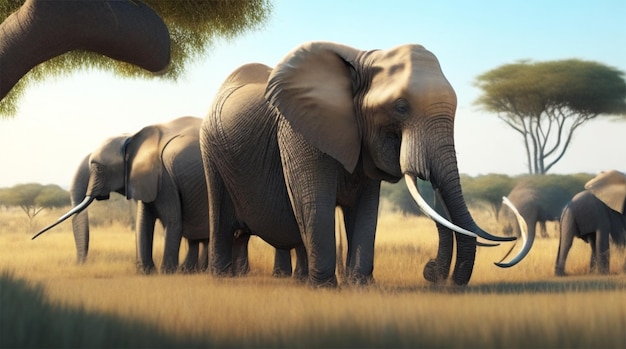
[0, 183, 70, 224]
[474, 59, 626, 174]
[0, 0, 273, 115]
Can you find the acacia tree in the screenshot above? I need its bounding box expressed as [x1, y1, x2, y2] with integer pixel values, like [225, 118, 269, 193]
[474, 59, 626, 174]
[0, 0, 272, 115]
[0, 183, 70, 228]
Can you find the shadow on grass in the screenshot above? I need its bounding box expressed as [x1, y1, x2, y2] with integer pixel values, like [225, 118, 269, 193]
[379, 275, 626, 295]
[0, 271, 209, 348]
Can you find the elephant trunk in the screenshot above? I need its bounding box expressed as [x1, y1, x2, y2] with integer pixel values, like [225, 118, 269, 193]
[69, 156, 92, 264]
[402, 117, 514, 285]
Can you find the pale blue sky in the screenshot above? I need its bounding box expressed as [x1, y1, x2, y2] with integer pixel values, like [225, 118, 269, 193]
[1, 0, 625, 187]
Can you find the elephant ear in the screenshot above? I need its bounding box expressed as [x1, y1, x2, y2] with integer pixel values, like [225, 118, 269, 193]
[125, 126, 162, 202]
[585, 170, 626, 214]
[265, 41, 362, 173]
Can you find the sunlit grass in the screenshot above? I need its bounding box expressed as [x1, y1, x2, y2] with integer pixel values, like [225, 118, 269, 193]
[1, 207, 625, 348]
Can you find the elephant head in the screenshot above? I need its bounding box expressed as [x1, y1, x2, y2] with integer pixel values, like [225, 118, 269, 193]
[585, 170, 626, 214]
[265, 42, 515, 284]
[0, 0, 170, 99]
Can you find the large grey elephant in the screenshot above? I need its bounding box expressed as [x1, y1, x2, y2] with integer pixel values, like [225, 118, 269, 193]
[556, 170, 626, 276]
[200, 42, 514, 287]
[496, 174, 591, 268]
[0, 0, 170, 99]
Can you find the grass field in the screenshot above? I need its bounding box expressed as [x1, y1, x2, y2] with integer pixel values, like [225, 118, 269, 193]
[1, 207, 625, 348]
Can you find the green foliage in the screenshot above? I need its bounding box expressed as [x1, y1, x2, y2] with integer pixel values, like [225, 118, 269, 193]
[0, 0, 273, 116]
[461, 174, 515, 218]
[474, 59, 626, 174]
[0, 183, 70, 222]
[380, 178, 435, 216]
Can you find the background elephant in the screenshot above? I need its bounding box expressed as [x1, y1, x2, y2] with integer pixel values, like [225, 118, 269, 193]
[556, 170, 626, 276]
[36, 116, 208, 273]
[35, 116, 305, 277]
[496, 174, 591, 267]
[201, 42, 512, 287]
[0, 0, 170, 99]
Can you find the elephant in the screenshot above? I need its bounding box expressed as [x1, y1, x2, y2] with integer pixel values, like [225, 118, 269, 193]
[34, 116, 210, 274]
[0, 0, 170, 100]
[33, 116, 306, 277]
[555, 170, 626, 276]
[496, 174, 591, 268]
[200, 41, 514, 287]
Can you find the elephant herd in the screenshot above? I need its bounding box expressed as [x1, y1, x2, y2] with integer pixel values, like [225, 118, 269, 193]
[498, 171, 626, 276]
[4, 1, 623, 288]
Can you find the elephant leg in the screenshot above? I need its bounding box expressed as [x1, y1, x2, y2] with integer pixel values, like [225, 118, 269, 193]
[423, 223, 453, 283]
[272, 249, 293, 278]
[342, 181, 380, 285]
[555, 206, 576, 277]
[279, 135, 338, 286]
[161, 221, 183, 274]
[539, 221, 548, 238]
[180, 239, 199, 273]
[205, 163, 238, 276]
[135, 202, 156, 274]
[232, 229, 250, 276]
[198, 241, 209, 272]
[588, 236, 598, 273]
[596, 230, 610, 274]
[293, 244, 309, 281]
[452, 232, 477, 285]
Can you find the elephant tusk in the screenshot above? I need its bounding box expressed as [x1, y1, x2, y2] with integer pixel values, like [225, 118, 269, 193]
[494, 196, 530, 268]
[405, 175, 487, 242]
[32, 196, 95, 240]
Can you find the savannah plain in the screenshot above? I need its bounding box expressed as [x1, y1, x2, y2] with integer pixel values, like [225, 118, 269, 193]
[1, 201, 625, 348]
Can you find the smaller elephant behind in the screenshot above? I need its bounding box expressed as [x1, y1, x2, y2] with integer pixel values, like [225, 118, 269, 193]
[497, 174, 591, 268]
[556, 170, 626, 276]
[34, 116, 304, 277]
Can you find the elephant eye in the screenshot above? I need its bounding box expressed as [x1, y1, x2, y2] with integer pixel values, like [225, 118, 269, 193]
[392, 99, 411, 119]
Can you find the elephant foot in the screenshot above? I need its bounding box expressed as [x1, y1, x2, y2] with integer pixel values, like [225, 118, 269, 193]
[344, 272, 374, 287]
[308, 275, 338, 288]
[554, 267, 567, 277]
[423, 259, 449, 284]
[137, 264, 157, 275]
[272, 269, 292, 278]
[161, 266, 178, 275]
[451, 260, 473, 286]
[233, 264, 251, 277]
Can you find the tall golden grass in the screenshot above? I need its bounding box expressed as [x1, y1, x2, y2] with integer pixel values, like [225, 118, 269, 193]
[1, 206, 625, 348]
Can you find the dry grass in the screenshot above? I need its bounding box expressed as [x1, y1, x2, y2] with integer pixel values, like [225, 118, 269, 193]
[1, 207, 626, 348]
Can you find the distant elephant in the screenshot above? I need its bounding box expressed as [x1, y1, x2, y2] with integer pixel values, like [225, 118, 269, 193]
[201, 41, 513, 287]
[34, 116, 304, 277]
[556, 170, 626, 276]
[0, 0, 170, 99]
[34, 117, 210, 273]
[496, 174, 591, 268]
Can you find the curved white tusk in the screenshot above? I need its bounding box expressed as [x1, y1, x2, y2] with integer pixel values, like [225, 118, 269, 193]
[405, 175, 479, 239]
[32, 196, 94, 240]
[494, 196, 530, 268]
